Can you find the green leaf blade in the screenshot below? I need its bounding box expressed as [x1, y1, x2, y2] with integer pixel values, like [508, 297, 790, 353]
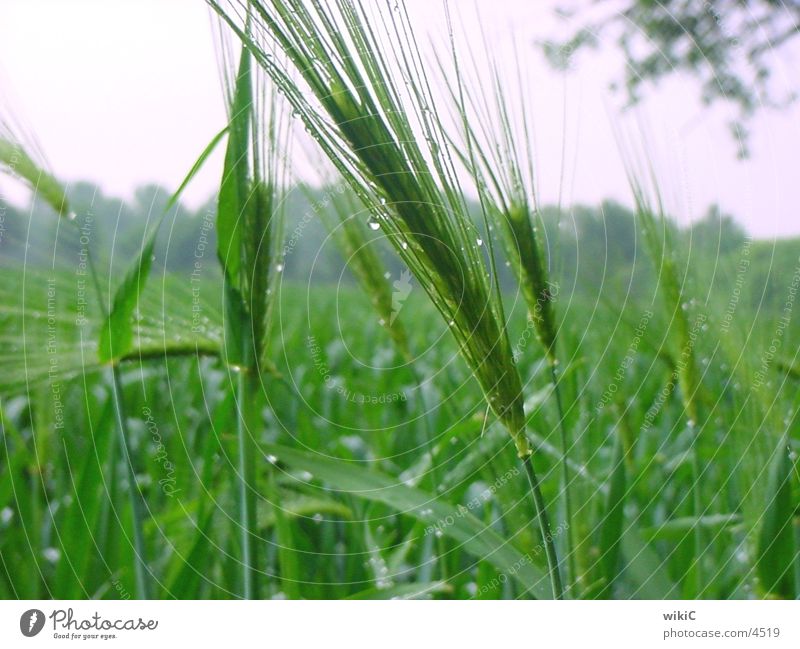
[262, 442, 552, 598]
[756, 438, 798, 599]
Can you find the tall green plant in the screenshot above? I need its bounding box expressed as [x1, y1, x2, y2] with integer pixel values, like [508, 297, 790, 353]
[439, 33, 577, 592]
[209, 0, 563, 598]
[215, 28, 289, 598]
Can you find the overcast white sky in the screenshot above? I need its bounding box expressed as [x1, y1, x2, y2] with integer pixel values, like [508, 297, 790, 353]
[0, 0, 798, 238]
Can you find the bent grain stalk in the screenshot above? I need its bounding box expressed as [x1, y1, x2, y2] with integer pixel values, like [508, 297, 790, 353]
[440, 29, 577, 592]
[209, 0, 563, 598]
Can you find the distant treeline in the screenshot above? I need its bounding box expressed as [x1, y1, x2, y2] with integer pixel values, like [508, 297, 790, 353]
[1, 181, 797, 316]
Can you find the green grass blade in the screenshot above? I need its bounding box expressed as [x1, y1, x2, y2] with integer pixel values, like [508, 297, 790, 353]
[619, 534, 680, 598]
[592, 433, 627, 599]
[166, 504, 218, 599]
[261, 441, 552, 598]
[0, 403, 42, 598]
[52, 396, 116, 598]
[97, 231, 158, 362]
[265, 467, 302, 599]
[643, 514, 742, 542]
[217, 40, 253, 290]
[756, 437, 797, 598]
[165, 125, 229, 214]
[98, 128, 228, 363]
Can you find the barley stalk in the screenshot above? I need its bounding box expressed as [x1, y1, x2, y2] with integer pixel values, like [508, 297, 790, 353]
[621, 140, 707, 597]
[439, 27, 577, 592]
[209, 0, 564, 597]
[215, 13, 290, 596]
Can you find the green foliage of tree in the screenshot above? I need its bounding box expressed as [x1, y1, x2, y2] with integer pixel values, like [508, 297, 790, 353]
[543, 1, 800, 156]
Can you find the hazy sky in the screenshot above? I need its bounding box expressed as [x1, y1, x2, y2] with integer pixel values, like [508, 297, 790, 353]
[0, 0, 798, 238]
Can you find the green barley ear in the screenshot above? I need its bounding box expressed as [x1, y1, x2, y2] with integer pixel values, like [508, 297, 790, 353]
[243, 75, 287, 372]
[216, 22, 287, 370]
[329, 78, 362, 126]
[214, 9, 293, 595]
[613, 129, 702, 422]
[437, 28, 574, 590]
[436, 34, 559, 366]
[506, 202, 558, 362]
[318, 186, 412, 360]
[245, 178, 285, 370]
[209, 0, 531, 457]
[634, 195, 701, 425]
[210, 0, 568, 599]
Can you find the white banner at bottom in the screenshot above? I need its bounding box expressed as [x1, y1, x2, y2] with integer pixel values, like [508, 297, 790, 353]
[1, 600, 797, 648]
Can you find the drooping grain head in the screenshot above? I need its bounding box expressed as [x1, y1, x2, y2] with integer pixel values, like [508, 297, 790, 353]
[210, 0, 532, 456]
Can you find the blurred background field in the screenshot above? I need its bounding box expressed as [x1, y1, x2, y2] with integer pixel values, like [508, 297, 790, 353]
[1, 182, 798, 599]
